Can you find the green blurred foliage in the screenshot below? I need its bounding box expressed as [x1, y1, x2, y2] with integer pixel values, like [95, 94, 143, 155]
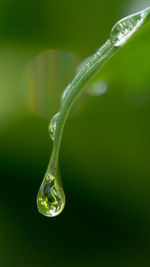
[1, 0, 150, 266]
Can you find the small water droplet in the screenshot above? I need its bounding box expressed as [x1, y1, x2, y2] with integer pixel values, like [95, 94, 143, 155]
[110, 7, 150, 47]
[48, 113, 59, 140]
[37, 173, 65, 217]
[87, 80, 108, 96]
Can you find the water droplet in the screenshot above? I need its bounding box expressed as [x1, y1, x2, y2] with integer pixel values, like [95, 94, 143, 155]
[48, 113, 59, 140]
[110, 7, 150, 47]
[37, 173, 65, 217]
[87, 80, 108, 96]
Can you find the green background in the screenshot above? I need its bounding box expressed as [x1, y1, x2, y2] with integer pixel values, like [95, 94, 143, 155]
[1, 0, 150, 266]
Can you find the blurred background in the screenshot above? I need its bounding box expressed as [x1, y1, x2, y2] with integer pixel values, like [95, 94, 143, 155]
[1, 0, 150, 266]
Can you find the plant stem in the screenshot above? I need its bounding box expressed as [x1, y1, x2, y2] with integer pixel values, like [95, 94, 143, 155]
[47, 39, 119, 175]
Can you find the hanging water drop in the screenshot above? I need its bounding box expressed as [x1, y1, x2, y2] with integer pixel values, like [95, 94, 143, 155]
[37, 172, 65, 217]
[37, 111, 65, 217]
[110, 7, 150, 47]
[48, 113, 59, 141]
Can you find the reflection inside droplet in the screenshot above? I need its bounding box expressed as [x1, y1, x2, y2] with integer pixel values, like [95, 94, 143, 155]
[37, 173, 65, 217]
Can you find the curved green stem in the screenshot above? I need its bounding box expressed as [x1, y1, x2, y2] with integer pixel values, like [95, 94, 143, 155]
[47, 6, 150, 177]
[47, 39, 119, 175]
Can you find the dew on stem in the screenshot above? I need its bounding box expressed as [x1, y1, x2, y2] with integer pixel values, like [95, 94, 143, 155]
[110, 7, 150, 47]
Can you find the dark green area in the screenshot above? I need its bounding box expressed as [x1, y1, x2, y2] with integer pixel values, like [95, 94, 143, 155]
[1, 0, 150, 266]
